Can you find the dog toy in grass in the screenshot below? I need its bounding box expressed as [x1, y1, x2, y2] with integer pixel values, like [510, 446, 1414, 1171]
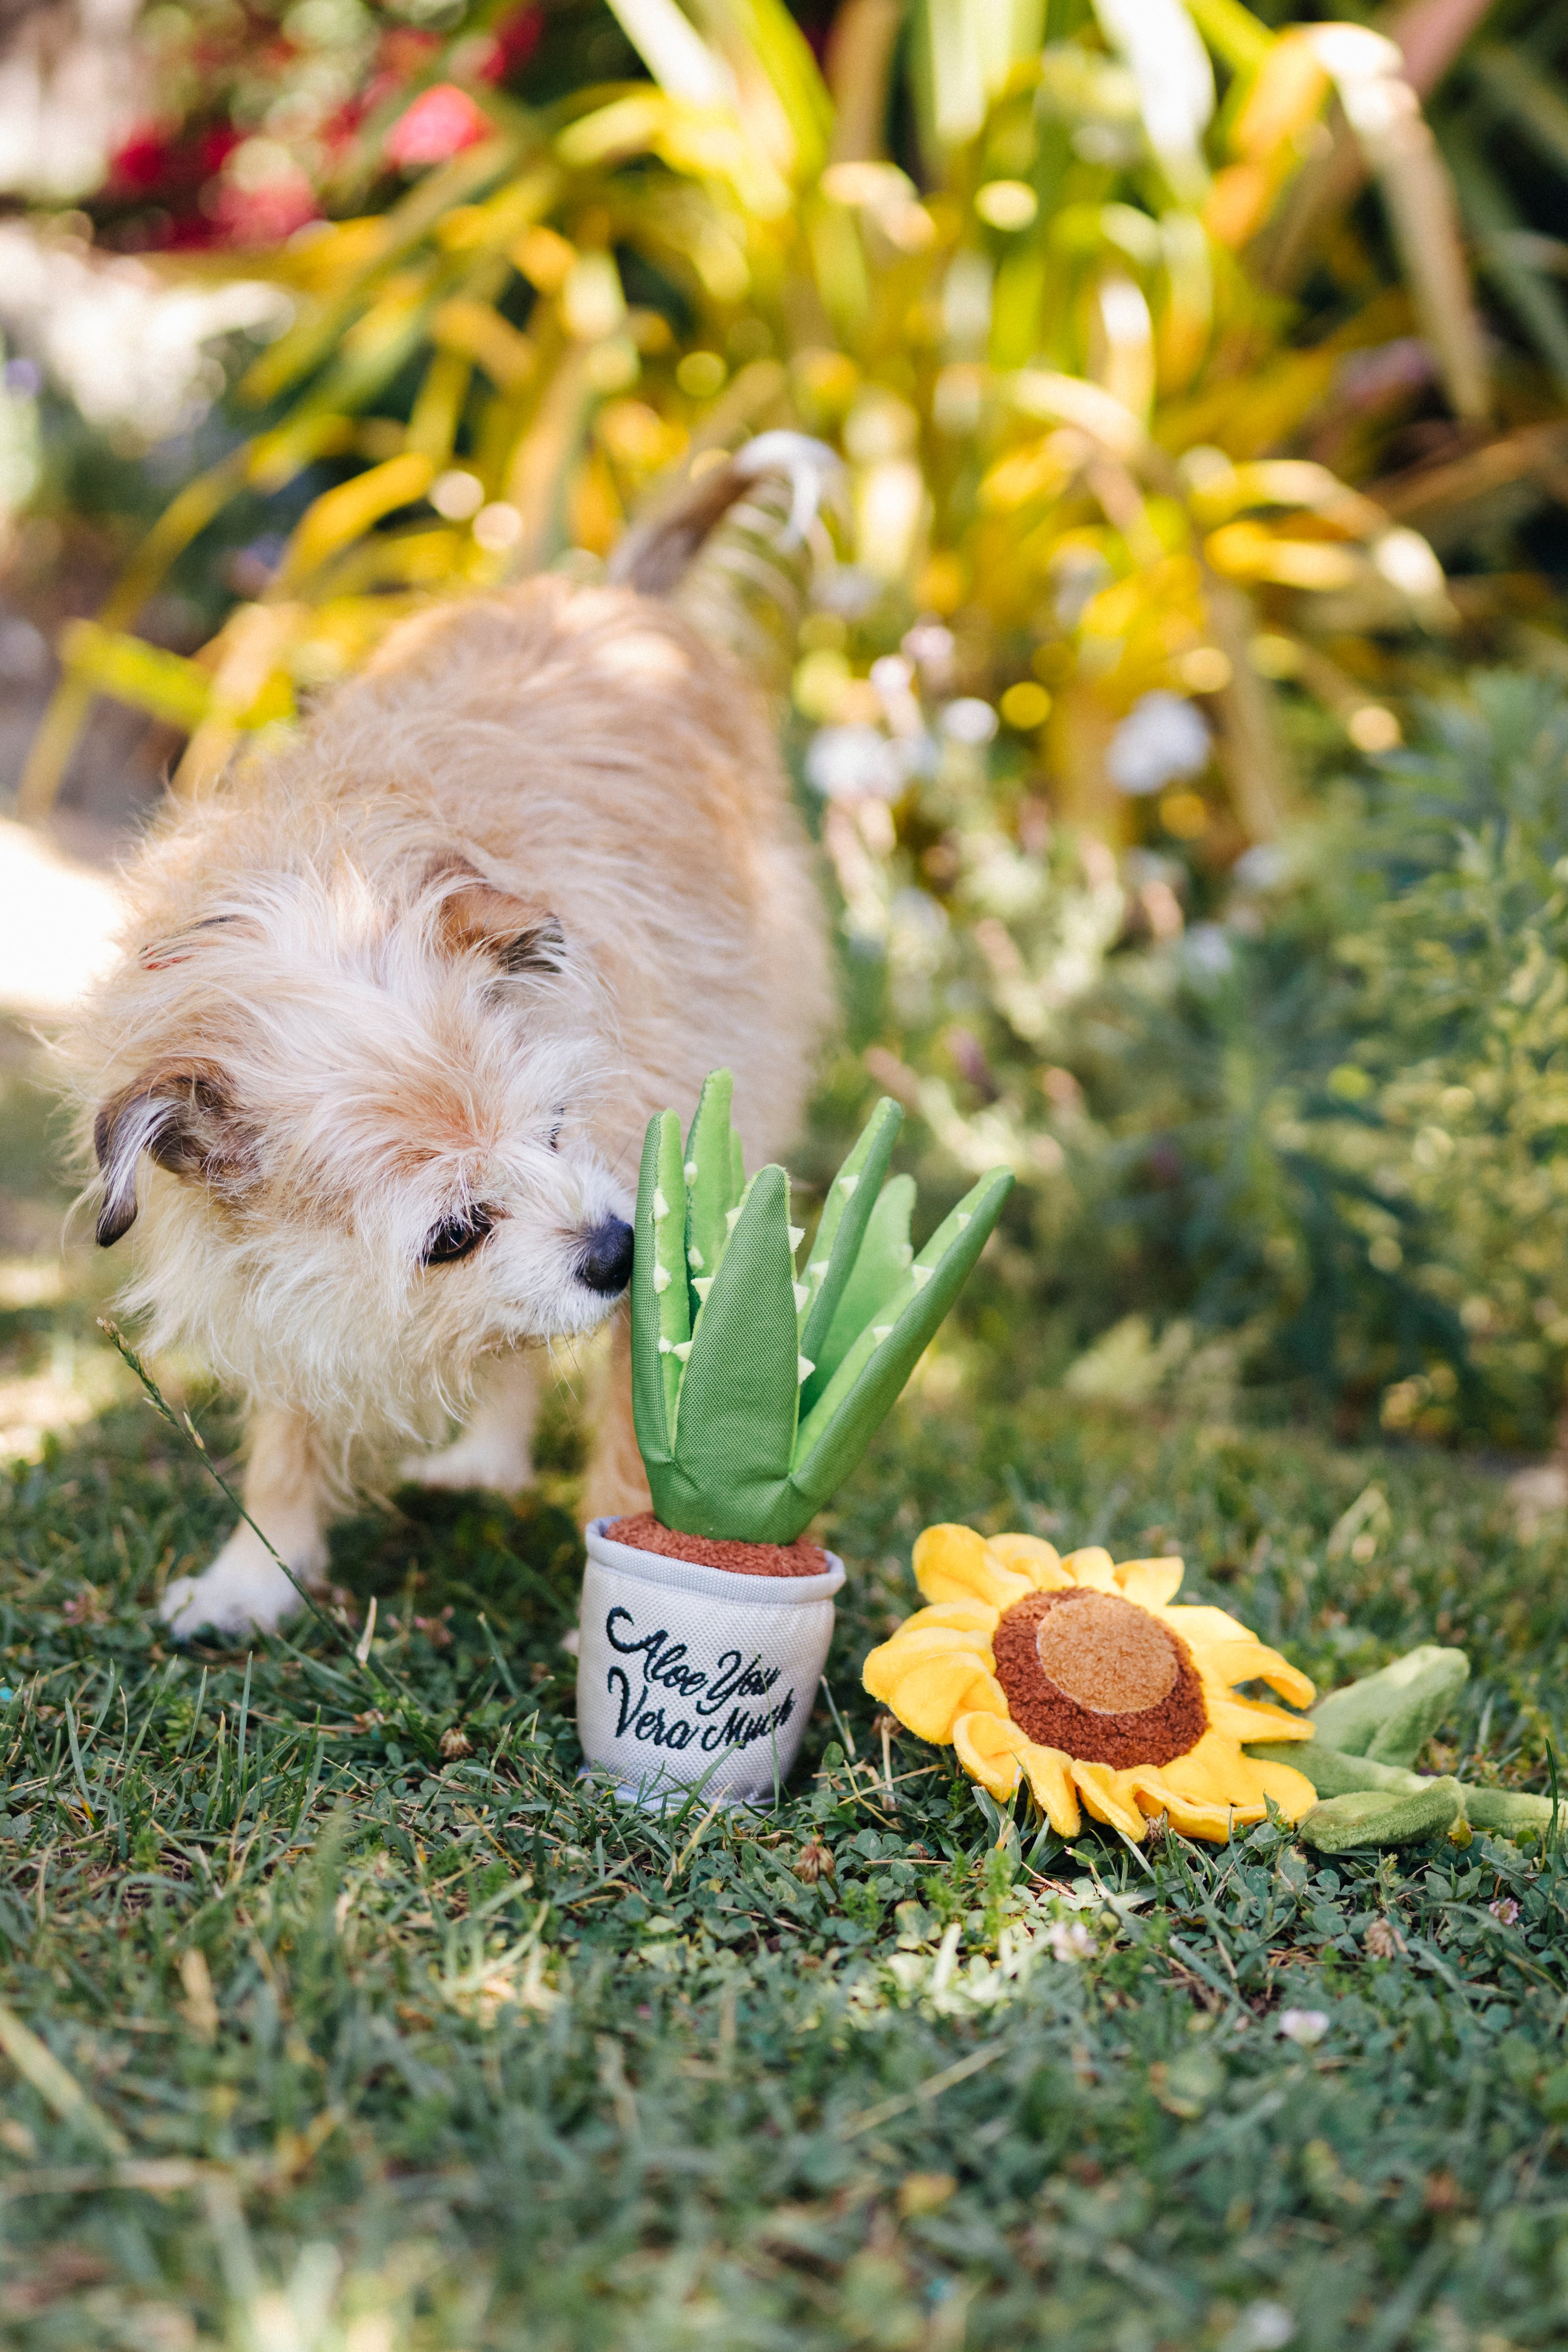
[861, 1525, 1321, 1842]
[630, 1072, 1012, 1545]
[1252, 1647, 1560, 1851]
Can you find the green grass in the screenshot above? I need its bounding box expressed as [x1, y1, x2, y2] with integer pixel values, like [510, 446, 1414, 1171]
[6, 1035, 1568, 2349]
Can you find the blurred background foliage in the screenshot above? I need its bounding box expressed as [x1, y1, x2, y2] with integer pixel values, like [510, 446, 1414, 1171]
[8, 0, 1568, 1445]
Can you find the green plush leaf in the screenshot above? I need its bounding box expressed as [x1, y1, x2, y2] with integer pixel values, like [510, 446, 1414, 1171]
[1300, 1778, 1465, 1853]
[1309, 1646, 1470, 1766]
[682, 1067, 739, 1312]
[1463, 1786, 1557, 1836]
[805, 1174, 916, 1408]
[642, 1111, 692, 1431]
[660, 1163, 801, 1537]
[798, 1098, 903, 1384]
[730, 1126, 746, 1200]
[790, 1168, 1012, 1518]
[1248, 1742, 1428, 1798]
[1251, 1716, 1562, 1847]
[630, 1113, 683, 1468]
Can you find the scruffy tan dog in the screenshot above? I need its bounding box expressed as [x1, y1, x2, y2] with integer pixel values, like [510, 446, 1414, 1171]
[68, 449, 832, 1637]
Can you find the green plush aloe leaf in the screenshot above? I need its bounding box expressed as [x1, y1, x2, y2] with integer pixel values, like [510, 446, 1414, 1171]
[1300, 1777, 1465, 1853]
[630, 1112, 689, 1467]
[1249, 1729, 1562, 1846]
[797, 1097, 903, 1383]
[664, 1162, 801, 1537]
[682, 1067, 738, 1311]
[1248, 1742, 1428, 1799]
[805, 1174, 916, 1410]
[789, 1167, 1012, 1518]
[1309, 1646, 1469, 1767]
[651, 1111, 693, 1430]
[1463, 1786, 1557, 1836]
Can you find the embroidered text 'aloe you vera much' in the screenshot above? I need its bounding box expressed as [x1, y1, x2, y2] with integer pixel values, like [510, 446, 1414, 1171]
[629, 1070, 1012, 1546]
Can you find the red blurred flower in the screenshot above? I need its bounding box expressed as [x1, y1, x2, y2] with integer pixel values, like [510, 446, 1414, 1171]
[384, 83, 490, 170]
[477, 5, 543, 82]
[108, 123, 177, 193]
[206, 147, 320, 246]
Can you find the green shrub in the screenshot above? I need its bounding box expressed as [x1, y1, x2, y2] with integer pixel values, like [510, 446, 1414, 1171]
[1059, 671, 1568, 1444]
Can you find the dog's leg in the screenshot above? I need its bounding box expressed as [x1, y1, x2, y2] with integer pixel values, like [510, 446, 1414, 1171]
[399, 1348, 539, 1494]
[162, 1406, 330, 1638]
[581, 1315, 652, 1526]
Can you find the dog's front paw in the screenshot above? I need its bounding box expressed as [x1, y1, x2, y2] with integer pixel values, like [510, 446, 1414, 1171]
[399, 1434, 532, 1496]
[162, 1523, 320, 1640]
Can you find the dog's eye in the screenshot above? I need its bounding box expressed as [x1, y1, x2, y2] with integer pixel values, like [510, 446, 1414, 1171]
[548, 1105, 566, 1151]
[421, 1205, 495, 1266]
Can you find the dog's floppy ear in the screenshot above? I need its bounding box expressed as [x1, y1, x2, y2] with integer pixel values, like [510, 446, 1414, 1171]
[93, 1066, 254, 1247]
[429, 862, 565, 977]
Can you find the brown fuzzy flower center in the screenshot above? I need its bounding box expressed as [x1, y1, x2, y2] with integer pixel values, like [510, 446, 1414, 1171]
[991, 1587, 1206, 1768]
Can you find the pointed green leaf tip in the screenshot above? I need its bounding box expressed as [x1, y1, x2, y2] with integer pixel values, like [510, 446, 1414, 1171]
[629, 1072, 1014, 1544]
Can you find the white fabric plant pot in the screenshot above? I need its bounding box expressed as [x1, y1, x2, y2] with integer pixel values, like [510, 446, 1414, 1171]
[576, 1518, 845, 1808]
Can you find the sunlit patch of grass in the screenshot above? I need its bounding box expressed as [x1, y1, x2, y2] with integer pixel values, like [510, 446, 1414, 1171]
[5, 1346, 1568, 2348]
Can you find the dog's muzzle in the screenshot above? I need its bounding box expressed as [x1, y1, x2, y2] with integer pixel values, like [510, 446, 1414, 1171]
[575, 1216, 635, 1295]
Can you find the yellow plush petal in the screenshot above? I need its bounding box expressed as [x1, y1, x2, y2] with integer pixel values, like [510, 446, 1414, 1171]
[1127, 1769, 1261, 1840]
[866, 1626, 995, 1673]
[1069, 1760, 1148, 1840]
[1247, 1757, 1319, 1823]
[1154, 1731, 1252, 1804]
[1200, 1638, 1315, 1710]
[871, 1654, 1008, 1743]
[1060, 1546, 1117, 1590]
[1015, 1740, 1083, 1835]
[1205, 1690, 1315, 1745]
[952, 1711, 1027, 1801]
[900, 1601, 1001, 1636]
[1160, 1603, 1257, 1648]
[1114, 1557, 1185, 1609]
[913, 1524, 1033, 1611]
[862, 1630, 990, 1712]
[988, 1533, 1071, 1589]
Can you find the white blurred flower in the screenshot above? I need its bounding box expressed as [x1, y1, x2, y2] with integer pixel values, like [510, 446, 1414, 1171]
[1231, 2303, 1296, 2352]
[1370, 527, 1444, 602]
[902, 620, 955, 687]
[1277, 2007, 1329, 2046]
[1048, 1916, 1097, 1963]
[1231, 843, 1290, 893]
[805, 724, 904, 800]
[1107, 690, 1210, 795]
[1182, 923, 1234, 981]
[0, 224, 290, 446]
[939, 697, 999, 747]
[815, 565, 881, 618]
[472, 501, 523, 551]
[1051, 546, 1111, 626]
[0, 0, 146, 201]
[869, 653, 923, 736]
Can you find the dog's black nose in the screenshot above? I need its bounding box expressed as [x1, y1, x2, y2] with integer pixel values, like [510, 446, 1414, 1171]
[576, 1215, 635, 1295]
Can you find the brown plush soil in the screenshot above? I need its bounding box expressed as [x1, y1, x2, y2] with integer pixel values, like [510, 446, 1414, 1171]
[991, 1587, 1207, 1768]
[607, 1512, 829, 1579]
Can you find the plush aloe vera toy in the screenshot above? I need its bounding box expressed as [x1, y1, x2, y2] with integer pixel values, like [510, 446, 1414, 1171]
[1253, 1646, 1559, 1851]
[629, 1070, 1012, 1544]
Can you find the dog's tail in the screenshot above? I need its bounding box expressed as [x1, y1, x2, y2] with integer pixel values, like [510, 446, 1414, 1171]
[609, 431, 843, 681]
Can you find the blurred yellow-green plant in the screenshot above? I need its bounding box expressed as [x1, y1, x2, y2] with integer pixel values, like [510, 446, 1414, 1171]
[20, 0, 1492, 838]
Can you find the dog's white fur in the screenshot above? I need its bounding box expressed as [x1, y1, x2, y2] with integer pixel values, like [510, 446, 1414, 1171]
[68, 560, 830, 1636]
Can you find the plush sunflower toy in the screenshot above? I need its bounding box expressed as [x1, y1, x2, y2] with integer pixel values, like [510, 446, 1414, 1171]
[864, 1525, 1320, 1843]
